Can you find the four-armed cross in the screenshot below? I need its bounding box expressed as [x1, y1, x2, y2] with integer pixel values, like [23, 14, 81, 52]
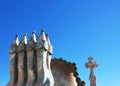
[85, 56, 98, 86]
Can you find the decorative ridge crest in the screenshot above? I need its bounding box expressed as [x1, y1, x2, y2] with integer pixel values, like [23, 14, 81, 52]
[51, 58, 86, 86]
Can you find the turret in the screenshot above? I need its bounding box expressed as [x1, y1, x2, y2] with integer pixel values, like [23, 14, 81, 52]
[46, 34, 54, 86]
[37, 29, 48, 50]
[14, 34, 19, 46]
[30, 31, 37, 43]
[27, 31, 37, 86]
[46, 34, 53, 55]
[7, 35, 19, 86]
[17, 33, 28, 86]
[9, 35, 19, 53]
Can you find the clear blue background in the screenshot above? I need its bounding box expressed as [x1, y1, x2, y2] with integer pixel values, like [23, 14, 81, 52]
[0, 0, 120, 86]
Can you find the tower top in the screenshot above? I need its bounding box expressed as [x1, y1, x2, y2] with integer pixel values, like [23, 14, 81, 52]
[14, 34, 19, 46]
[41, 29, 45, 33]
[10, 29, 52, 52]
[32, 31, 37, 43]
[85, 56, 98, 86]
[85, 56, 98, 68]
[21, 33, 27, 45]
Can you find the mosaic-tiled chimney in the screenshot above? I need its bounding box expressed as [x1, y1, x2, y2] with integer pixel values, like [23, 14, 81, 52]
[7, 29, 54, 86]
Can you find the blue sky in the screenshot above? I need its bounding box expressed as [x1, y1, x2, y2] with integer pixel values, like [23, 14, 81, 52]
[0, 0, 120, 86]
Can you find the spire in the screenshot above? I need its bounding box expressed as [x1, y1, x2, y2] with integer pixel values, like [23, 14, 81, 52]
[46, 34, 53, 54]
[38, 29, 47, 42]
[85, 57, 98, 86]
[14, 34, 19, 46]
[21, 33, 27, 45]
[9, 34, 19, 53]
[46, 34, 51, 46]
[32, 31, 37, 43]
[37, 29, 48, 49]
